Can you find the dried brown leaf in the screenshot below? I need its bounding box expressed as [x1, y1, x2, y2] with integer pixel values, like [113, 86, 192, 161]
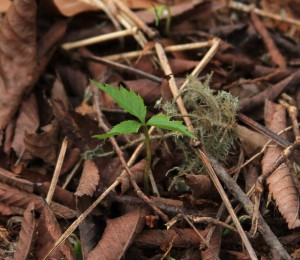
[75, 160, 100, 197]
[0, 1, 10, 13]
[135, 228, 208, 248]
[263, 100, 300, 228]
[0, 182, 76, 219]
[0, 0, 37, 130]
[14, 202, 35, 260]
[24, 120, 60, 164]
[0, 167, 33, 193]
[201, 226, 222, 260]
[87, 208, 146, 260]
[184, 174, 216, 199]
[36, 201, 74, 260]
[11, 93, 39, 160]
[237, 125, 269, 156]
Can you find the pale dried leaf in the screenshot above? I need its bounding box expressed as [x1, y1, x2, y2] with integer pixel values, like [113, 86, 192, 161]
[36, 202, 74, 260]
[237, 124, 269, 156]
[87, 208, 146, 260]
[263, 100, 300, 228]
[24, 120, 60, 164]
[11, 94, 39, 160]
[0, 0, 37, 130]
[0, 1, 10, 13]
[0, 182, 76, 219]
[14, 202, 35, 260]
[75, 160, 100, 197]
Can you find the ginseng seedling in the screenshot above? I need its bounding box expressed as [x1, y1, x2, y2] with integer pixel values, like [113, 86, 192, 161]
[91, 81, 196, 194]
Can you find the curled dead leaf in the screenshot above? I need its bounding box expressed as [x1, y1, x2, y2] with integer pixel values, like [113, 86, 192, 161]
[14, 202, 35, 260]
[75, 160, 100, 197]
[36, 202, 74, 260]
[0, 0, 37, 130]
[87, 207, 146, 260]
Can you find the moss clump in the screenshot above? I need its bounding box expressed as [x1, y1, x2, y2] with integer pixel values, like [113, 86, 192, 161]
[164, 75, 239, 164]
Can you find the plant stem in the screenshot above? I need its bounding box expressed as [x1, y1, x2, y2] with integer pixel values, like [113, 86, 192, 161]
[143, 125, 151, 195]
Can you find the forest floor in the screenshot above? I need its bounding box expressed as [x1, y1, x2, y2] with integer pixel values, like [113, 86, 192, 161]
[0, 0, 300, 259]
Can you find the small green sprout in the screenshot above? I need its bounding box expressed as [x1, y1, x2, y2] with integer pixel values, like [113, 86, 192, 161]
[91, 80, 195, 193]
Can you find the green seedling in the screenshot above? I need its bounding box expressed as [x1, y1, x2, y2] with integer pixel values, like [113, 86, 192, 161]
[91, 80, 196, 194]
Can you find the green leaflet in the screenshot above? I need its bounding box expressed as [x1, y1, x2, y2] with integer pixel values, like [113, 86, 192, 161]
[147, 115, 196, 139]
[91, 81, 147, 123]
[93, 120, 142, 139]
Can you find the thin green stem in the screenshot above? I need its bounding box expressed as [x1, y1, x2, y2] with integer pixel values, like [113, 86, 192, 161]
[143, 125, 151, 195]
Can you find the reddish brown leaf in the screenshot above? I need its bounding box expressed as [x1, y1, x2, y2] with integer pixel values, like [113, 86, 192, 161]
[0, 202, 23, 216]
[24, 120, 60, 164]
[237, 125, 269, 156]
[87, 208, 146, 260]
[0, 0, 37, 130]
[0, 1, 10, 13]
[11, 93, 39, 160]
[184, 174, 216, 199]
[75, 160, 100, 197]
[263, 100, 300, 228]
[0, 182, 76, 219]
[0, 167, 33, 193]
[14, 202, 35, 260]
[36, 201, 74, 260]
[135, 228, 208, 248]
[201, 226, 223, 260]
[38, 182, 75, 210]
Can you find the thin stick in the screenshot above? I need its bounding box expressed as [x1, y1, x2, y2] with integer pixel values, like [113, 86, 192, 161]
[179, 38, 220, 91]
[62, 158, 83, 189]
[62, 27, 138, 50]
[80, 54, 162, 83]
[43, 179, 120, 259]
[229, 1, 300, 28]
[251, 11, 286, 69]
[112, 0, 157, 39]
[46, 137, 68, 205]
[104, 41, 212, 61]
[181, 212, 220, 259]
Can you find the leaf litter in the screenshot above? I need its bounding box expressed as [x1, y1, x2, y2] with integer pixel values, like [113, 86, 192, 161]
[0, 0, 299, 259]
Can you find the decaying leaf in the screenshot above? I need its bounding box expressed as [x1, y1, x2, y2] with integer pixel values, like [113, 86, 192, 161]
[14, 202, 36, 260]
[201, 226, 222, 260]
[11, 93, 39, 160]
[263, 100, 300, 228]
[75, 160, 100, 197]
[184, 174, 216, 199]
[0, 0, 37, 130]
[87, 208, 146, 260]
[0, 182, 76, 219]
[24, 120, 60, 164]
[36, 201, 74, 260]
[0, 1, 10, 13]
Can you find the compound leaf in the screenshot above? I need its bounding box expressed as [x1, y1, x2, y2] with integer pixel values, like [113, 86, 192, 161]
[91, 81, 146, 123]
[147, 115, 196, 139]
[93, 120, 142, 139]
